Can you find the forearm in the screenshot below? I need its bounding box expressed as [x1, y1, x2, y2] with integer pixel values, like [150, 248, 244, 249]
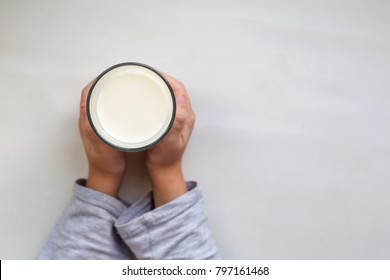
[148, 163, 187, 208]
[86, 168, 123, 198]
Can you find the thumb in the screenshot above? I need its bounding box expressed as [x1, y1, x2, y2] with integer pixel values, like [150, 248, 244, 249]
[173, 95, 188, 131]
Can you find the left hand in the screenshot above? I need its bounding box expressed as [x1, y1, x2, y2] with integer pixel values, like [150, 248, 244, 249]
[79, 81, 127, 197]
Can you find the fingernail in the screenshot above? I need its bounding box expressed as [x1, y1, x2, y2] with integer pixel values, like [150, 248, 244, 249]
[176, 95, 186, 105]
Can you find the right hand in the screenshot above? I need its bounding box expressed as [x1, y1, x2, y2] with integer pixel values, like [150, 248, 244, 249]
[146, 74, 196, 171]
[146, 74, 196, 207]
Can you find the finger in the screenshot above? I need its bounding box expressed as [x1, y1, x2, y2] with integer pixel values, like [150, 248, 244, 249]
[174, 98, 188, 129]
[80, 80, 95, 120]
[173, 93, 195, 134]
[79, 80, 95, 131]
[161, 73, 193, 106]
[161, 73, 186, 94]
[169, 100, 195, 148]
[162, 74, 195, 131]
[80, 80, 95, 107]
[161, 72, 194, 111]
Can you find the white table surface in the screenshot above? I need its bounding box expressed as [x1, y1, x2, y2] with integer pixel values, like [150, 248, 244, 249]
[1, 0, 389, 259]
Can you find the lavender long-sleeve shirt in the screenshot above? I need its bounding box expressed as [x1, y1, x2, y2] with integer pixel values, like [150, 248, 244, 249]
[39, 179, 220, 260]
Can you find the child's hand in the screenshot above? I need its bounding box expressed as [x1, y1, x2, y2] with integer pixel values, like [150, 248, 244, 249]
[78, 74, 195, 204]
[146, 74, 195, 170]
[79, 81, 127, 197]
[146, 74, 196, 207]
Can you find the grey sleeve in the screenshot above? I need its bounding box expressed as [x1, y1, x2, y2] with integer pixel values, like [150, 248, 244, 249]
[39, 179, 132, 259]
[39, 180, 220, 260]
[115, 181, 221, 260]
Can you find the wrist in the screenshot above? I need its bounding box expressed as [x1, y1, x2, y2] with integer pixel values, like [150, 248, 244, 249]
[147, 163, 187, 207]
[86, 167, 124, 197]
[147, 161, 182, 178]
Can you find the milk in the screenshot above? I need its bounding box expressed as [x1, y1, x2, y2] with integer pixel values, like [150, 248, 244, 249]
[87, 63, 175, 151]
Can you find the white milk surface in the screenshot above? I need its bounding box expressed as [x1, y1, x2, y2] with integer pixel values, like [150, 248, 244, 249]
[92, 65, 173, 146]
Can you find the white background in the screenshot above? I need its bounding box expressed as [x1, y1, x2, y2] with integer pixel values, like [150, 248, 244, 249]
[0, 0, 389, 259]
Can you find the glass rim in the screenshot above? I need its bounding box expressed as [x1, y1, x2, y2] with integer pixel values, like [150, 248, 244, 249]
[86, 62, 176, 152]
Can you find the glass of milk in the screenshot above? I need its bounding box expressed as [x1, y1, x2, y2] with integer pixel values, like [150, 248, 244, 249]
[87, 62, 176, 152]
